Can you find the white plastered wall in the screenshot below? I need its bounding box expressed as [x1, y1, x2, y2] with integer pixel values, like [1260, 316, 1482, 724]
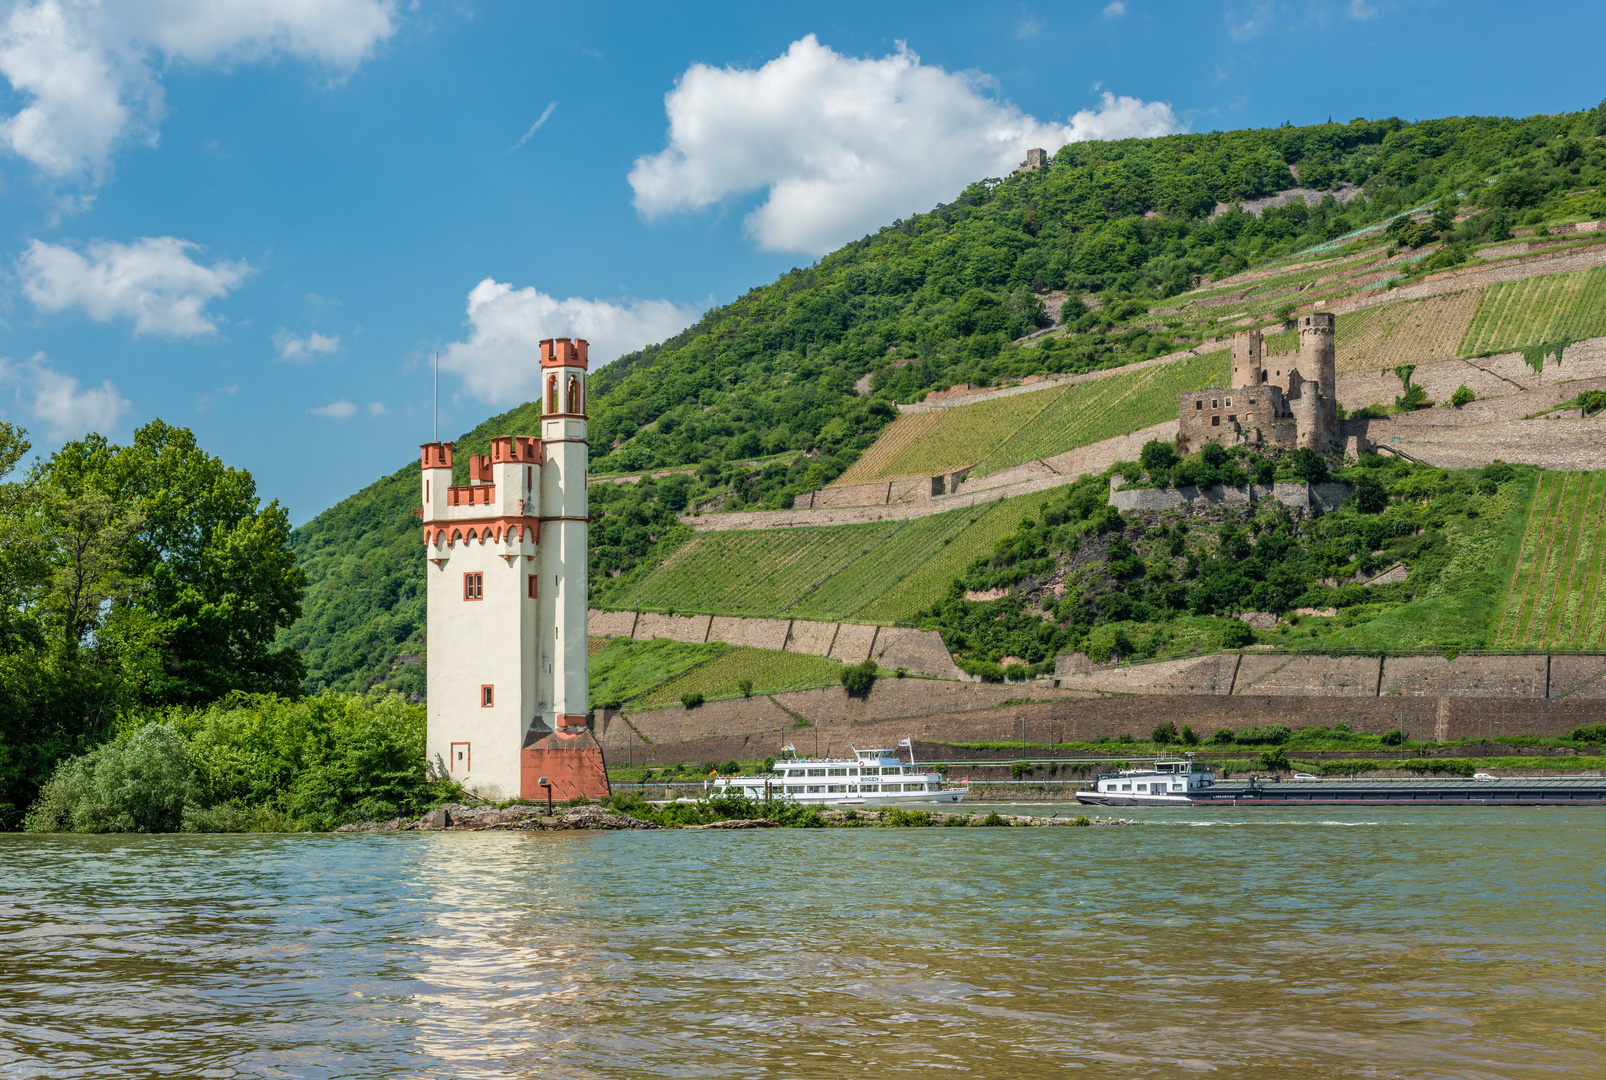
[424, 529, 540, 801]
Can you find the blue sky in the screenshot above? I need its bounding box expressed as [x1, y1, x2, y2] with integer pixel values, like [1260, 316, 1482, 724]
[1, 0, 1601, 523]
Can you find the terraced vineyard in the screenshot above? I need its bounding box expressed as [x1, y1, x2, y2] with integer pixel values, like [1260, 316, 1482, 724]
[619, 522, 905, 616]
[1493, 471, 1606, 649]
[972, 349, 1228, 475]
[832, 392, 1058, 485]
[852, 495, 1054, 623]
[609, 489, 1057, 623]
[633, 647, 844, 709]
[1460, 267, 1606, 357]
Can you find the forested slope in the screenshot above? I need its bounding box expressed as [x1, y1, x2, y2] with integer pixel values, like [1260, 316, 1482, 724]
[284, 102, 1606, 694]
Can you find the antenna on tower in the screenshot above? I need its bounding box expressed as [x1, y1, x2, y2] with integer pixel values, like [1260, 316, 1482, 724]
[433, 351, 439, 443]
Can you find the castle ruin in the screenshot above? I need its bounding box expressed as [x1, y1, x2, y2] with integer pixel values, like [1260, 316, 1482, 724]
[1177, 312, 1338, 456]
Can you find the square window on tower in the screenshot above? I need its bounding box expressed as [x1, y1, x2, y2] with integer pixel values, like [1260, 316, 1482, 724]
[464, 572, 484, 600]
[481, 685, 494, 707]
[528, 574, 538, 599]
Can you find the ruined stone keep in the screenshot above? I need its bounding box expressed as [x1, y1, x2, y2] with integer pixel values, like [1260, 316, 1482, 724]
[1177, 312, 1338, 455]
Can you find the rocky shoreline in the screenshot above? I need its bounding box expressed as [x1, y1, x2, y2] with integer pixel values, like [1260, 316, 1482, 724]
[334, 803, 1136, 832]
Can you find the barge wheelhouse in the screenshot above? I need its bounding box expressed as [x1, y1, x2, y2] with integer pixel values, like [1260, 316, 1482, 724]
[1076, 755, 1215, 807]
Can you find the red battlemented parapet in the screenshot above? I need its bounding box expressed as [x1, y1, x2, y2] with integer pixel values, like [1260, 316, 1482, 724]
[539, 337, 589, 370]
[490, 435, 542, 464]
[421, 441, 454, 470]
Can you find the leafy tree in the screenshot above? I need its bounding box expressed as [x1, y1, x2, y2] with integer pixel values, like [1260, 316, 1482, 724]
[1450, 385, 1476, 408]
[1152, 720, 1178, 744]
[1221, 620, 1254, 648]
[39, 422, 306, 704]
[1354, 473, 1389, 514]
[1140, 439, 1180, 472]
[840, 658, 878, 695]
[1288, 448, 1330, 484]
[1258, 747, 1292, 772]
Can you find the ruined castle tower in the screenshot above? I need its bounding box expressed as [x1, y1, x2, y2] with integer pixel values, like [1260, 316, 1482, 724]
[1298, 312, 1338, 441]
[1231, 329, 1264, 389]
[418, 337, 606, 802]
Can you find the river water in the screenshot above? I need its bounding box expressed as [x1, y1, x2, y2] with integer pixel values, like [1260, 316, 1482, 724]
[2, 806, 1602, 1079]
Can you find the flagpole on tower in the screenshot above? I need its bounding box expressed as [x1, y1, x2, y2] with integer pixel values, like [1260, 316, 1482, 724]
[433, 351, 439, 443]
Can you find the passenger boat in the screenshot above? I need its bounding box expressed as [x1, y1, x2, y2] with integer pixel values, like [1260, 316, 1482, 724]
[1075, 754, 1216, 807]
[708, 741, 967, 807]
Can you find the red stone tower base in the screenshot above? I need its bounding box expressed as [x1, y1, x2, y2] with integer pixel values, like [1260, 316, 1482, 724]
[521, 724, 610, 803]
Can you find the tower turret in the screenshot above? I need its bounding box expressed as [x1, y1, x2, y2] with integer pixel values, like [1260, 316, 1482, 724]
[1299, 312, 1337, 440]
[1232, 330, 1264, 389]
[538, 337, 590, 735]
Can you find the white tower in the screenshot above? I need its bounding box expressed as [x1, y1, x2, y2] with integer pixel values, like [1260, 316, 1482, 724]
[537, 337, 591, 733]
[419, 337, 603, 802]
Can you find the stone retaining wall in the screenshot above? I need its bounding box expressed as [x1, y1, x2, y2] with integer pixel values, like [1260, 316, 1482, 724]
[1108, 480, 1354, 513]
[1054, 652, 1606, 701]
[587, 609, 968, 680]
[598, 684, 1606, 766]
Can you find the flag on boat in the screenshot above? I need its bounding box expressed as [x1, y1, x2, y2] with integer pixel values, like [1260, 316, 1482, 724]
[897, 738, 911, 747]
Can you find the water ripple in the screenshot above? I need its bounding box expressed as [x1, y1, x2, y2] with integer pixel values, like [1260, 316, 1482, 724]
[1, 807, 1603, 1078]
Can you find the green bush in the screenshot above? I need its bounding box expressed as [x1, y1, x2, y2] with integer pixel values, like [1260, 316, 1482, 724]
[1353, 473, 1389, 514]
[680, 691, 705, 709]
[24, 723, 204, 833]
[882, 808, 931, 827]
[1152, 721, 1178, 745]
[1381, 728, 1405, 746]
[1220, 620, 1254, 648]
[1569, 723, 1606, 743]
[1179, 724, 1200, 746]
[1288, 448, 1329, 484]
[24, 694, 451, 833]
[1211, 727, 1235, 744]
[1010, 761, 1034, 778]
[981, 811, 1007, 827]
[1072, 815, 1092, 827]
[1450, 385, 1476, 408]
[840, 658, 878, 695]
[1258, 747, 1292, 772]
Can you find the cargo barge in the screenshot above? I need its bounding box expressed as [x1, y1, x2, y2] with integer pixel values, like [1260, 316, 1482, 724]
[1075, 755, 1606, 807]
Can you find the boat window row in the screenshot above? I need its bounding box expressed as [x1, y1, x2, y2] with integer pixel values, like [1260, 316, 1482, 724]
[725, 782, 945, 795]
[775, 766, 916, 777]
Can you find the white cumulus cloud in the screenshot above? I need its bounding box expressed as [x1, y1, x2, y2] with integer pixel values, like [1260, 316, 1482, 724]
[1103, 1, 1127, 17]
[628, 35, 1181, 255]
[19, 236, 250, 337]
[441, 278, 702, 405]
[309, 399, 356, 419]
[0, 352, 133, 439]
[0, 0, 395, 182]
[274, 329, 340, 363]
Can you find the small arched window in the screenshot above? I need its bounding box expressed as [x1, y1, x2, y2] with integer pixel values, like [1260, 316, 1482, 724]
[546, 374, 558, 414]
[566, 374, 581, 413]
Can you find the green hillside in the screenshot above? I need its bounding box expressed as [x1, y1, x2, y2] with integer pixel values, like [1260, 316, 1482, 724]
[915, 456, 1540, 677]
[284, 103, 1606, 693]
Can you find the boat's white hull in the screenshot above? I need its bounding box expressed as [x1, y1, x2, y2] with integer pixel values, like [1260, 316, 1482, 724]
[1076, 791, 1196, 807]
[812, 790, 967, 808]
